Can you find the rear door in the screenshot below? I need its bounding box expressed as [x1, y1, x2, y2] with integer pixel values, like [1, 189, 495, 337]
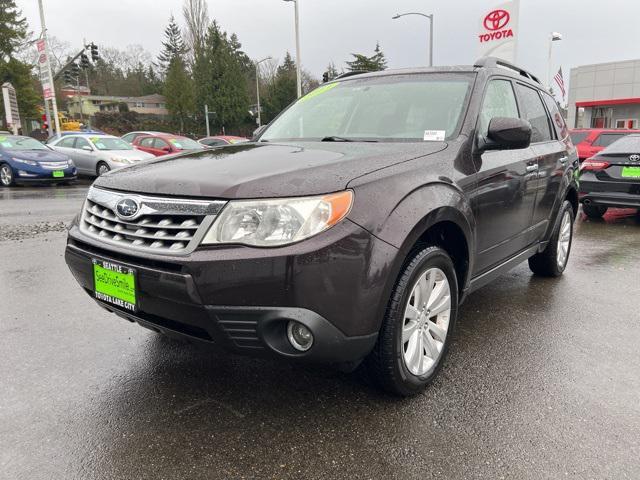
[72, 137, 96, 174]
[472, 78, 539, 275]
[135, 137, 160, 156]
[514, 84, 567, 242]
[53, 137, 82, 170]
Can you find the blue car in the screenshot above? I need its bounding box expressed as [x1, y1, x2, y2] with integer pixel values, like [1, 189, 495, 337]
[0, 135, 77, 187]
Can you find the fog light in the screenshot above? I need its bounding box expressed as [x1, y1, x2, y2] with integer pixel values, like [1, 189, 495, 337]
[287, 321, 314, 351]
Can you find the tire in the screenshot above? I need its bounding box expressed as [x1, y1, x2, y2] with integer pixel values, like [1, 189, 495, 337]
[365, 246, 458, 397]
[528, 200, 574, 277]
[0, 163, 14, 187]
[582, 204, 607, 218]
[96, 162, 110, 176]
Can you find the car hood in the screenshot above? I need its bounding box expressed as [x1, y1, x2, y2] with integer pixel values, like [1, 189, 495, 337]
[7, 149, 69, 162]
[94, 142, 447, 199]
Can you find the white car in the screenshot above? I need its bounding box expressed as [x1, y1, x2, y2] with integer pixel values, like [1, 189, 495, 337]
[49, 134, 155, 177]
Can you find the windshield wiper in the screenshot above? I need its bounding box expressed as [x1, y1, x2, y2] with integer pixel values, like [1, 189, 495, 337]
[321, 136, 378, 142]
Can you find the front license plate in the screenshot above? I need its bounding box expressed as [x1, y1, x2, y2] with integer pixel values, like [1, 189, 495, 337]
[621, 166, 640, 178]
[52, 170, 64, 178]
[92, 259, 137, 312]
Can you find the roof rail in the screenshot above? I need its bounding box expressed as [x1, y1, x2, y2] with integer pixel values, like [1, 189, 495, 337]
[335, 70, 370, 80]
[474, 56, 541, 85]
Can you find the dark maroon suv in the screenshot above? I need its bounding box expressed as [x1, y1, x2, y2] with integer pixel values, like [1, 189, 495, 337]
[65, 57, 579, 396]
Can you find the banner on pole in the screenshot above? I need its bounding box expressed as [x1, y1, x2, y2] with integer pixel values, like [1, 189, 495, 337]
[2, 82, 21, 134]
[478, 0, 520, 62]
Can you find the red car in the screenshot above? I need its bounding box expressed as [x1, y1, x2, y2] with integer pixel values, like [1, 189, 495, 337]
[569, 128, 640, 160]
[132, 134, 204, 157]
[198, 135, 250, 147]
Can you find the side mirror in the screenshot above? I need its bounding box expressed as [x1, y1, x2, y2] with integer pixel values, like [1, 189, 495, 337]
[82, 145, 92, 152]
[481, 117, 532, 151]
[252, 125, 267, 140]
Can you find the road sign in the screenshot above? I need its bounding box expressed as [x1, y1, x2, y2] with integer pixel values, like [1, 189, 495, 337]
[2, 82, 21, 134]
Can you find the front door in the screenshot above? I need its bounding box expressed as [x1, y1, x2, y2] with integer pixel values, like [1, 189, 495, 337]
[471, 78, 538, 275]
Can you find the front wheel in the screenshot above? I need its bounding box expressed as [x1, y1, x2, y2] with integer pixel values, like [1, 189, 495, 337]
[529, 200, 574, 277]
[96, 162, 110, 176]
[365, 246, 458, 396]
[0, 163, 14, 187]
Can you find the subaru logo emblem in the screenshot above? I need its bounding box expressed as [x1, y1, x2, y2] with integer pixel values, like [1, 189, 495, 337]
[116, 198, 140, 219]
[629, 154, 640, 162]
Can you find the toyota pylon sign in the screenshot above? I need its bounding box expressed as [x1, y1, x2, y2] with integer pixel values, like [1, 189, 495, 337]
[478, 0, 520, 62]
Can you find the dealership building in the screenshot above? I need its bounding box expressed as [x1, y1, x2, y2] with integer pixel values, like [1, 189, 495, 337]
[567, 58, 640, 129]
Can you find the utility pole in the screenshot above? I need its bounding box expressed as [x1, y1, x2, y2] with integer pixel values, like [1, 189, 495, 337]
[38, 0, 61, 135]
[255, 57, 272, 127]
[284, 0, 302, 98]
[204, 104, 210, 137]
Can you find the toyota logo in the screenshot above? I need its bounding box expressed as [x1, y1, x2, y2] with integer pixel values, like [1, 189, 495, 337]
[116, 198, 140, 219]
[484, 9, 510, 31]
[629, 154, 640, 162]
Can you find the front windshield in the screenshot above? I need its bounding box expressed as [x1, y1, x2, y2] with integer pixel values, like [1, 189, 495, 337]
[261, 73, 474, 142]
[0, 136, 48, 150]
[91, 137, 133, 151]
[169, 137, 204, 150]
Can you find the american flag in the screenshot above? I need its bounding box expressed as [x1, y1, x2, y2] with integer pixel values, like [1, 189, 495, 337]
[554, 67, 566, 100]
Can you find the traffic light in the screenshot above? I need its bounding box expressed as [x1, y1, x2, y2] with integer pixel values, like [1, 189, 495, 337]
[63, 70, 74, 84]
[90, 43, 99, 62]
[322, 72, 329, 83]
[71, 63, 80, 77]
[80, 53, 90, 69]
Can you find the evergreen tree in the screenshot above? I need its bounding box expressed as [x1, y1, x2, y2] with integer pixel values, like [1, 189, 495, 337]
[262, 52, 297, 123]
[0, 0, 28, 61]
[0, 1, 38, 121]
[346, 42, 388, 72]
[157, 15, 186, 76]
[192, 22, 250, 132]
[164, 56, 194, 132]
[325, 62, 340, 81]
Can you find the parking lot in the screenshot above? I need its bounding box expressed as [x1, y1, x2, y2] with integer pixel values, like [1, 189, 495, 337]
[1, 182, 639, 479]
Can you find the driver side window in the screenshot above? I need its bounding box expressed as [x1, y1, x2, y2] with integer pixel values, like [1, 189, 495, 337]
[479, 80, 519, 137]
[74, 137, 90, 150]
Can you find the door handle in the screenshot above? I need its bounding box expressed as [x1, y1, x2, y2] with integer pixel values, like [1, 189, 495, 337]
[526, 164, 539, 173]
[559, 156, 568, 165]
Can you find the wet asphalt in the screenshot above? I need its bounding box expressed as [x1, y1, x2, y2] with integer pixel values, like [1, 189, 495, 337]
[1, 181, 639, 480]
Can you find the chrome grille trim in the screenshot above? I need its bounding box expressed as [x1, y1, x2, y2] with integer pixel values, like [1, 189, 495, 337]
[79, 186, 226, 255]
[39, 161, 69, 170]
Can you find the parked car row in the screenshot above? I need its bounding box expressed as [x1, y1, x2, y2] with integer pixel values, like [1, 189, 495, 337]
[0, 130, 251, 187]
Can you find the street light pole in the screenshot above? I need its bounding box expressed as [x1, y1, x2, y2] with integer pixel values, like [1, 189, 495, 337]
[284, 0, 302, 97]
[37, 0, 61, 135]
[255, 57, 272, 128]
[548, 32, 563, 91]
[393, 12, 434, 67]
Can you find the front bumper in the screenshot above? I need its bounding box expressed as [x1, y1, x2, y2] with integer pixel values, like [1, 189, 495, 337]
[13, 165, 77, 183]
[65, 219, 398, 363]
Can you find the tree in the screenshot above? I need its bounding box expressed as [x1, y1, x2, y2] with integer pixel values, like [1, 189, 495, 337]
[183, 0, 209, 60]
[0, 1, 38, 122]
[164, 56, 194, 132]
[262, 52, 297, 123]
[346, 42, 387, 72]
[157, 15, 185, 76]
[325, 62, 340, 81]
[0, 0, 28, 61]
[192, 22, 250, 132]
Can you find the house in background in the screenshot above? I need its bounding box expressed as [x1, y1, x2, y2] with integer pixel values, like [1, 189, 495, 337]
[66, 94, 168, 120]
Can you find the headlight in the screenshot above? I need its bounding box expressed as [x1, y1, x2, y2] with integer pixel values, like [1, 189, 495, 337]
[12, 157, 37, 166]
[111, 157, 133, 164]
[201, 190, 353, 247]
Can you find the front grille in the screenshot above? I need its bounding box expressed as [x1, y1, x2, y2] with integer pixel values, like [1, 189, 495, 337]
[39, 161, 69, 169]
[79, 187, 226, 254]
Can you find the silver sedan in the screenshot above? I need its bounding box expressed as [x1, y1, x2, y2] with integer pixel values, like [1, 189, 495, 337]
[49, 134, 155, 177]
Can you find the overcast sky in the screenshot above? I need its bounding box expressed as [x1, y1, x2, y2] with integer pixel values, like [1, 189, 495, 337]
[16, 0, 640, 89]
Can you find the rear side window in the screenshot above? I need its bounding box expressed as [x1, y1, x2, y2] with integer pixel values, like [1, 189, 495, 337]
[139, 138, 154, 147]
[542, 94, 568, 140]
[153, 138, 169, 149]
[516, 84, 552, 143]
[58, 137, 76, 148]
[570, 132, 589, 144]
[74, 137, 91, 150]
[593, 133, 626, 147]
[122, 133, 135, 143]
[479, 80, 519, 136]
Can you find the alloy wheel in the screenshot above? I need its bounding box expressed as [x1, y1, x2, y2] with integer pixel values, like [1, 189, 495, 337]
[97, 164, 110, 176]
[557, 210, 572, 269]
[0, 165, 13, 186]
[402, 267, 452, 376]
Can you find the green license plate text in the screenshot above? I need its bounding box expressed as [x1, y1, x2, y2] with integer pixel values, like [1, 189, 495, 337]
[621, 166, 640, 178]
[93, 261, 136, 310]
